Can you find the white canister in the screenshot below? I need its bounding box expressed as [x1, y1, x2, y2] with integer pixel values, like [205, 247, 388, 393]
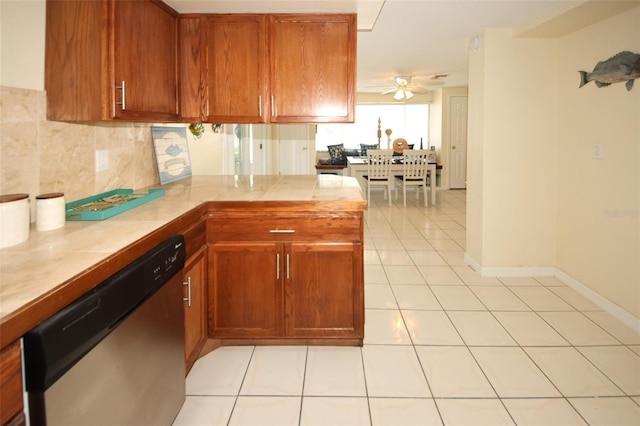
[36, 193, 66, 232]
[0, 193, 30, 248]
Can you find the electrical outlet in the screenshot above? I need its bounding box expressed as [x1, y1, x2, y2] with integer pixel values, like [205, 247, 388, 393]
[96, 150, 109, 171]
[592, 143, 604, 160]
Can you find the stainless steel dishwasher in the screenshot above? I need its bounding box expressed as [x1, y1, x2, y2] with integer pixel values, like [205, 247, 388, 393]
[23, 234, 187, 426]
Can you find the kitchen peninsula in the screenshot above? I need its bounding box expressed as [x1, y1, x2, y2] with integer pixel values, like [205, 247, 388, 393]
[0, 174, 366, 423]
[1, 174, 366, 341]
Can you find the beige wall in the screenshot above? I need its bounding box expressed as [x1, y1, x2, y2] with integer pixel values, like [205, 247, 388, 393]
[0, 87, 159, 218]
[467, 8, 639, 318]
[556, 9, 640, 317]
[467, 28, 559, 269]
[0, 1, 46, 91]
[466, 42, 487, 264]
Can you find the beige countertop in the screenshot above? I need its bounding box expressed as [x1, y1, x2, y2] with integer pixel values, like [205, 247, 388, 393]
[0, 175, 365, 343]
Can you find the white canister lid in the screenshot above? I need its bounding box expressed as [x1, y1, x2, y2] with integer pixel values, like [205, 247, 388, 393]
[0, 193, 29, 203]
[36, 192, 64, 200]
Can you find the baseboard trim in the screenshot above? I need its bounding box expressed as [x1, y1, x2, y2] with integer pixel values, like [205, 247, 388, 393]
[464, 253, 640, 333]
[463, 254, 555, 277]
[554, 269, 640, 333]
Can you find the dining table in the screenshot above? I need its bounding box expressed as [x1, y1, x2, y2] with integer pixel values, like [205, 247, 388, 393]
[346, 156, 438, 206]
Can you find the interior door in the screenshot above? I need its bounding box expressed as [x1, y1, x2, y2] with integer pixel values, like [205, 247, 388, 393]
[449, 96, 468, 189]
[276, 125, 312, 175]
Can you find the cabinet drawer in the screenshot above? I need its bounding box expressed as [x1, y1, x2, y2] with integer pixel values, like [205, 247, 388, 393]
[208, 215, 360, 242]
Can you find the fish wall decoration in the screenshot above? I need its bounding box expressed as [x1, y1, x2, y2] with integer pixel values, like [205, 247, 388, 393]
[579, 51, 640, 91]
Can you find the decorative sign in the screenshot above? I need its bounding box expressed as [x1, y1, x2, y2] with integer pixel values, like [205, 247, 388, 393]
[151, 126, 192, 184]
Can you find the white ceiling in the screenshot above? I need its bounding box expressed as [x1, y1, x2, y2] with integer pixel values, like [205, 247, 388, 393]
[163, 0, 638, 93]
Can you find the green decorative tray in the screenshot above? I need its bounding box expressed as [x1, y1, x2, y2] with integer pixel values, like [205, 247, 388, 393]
[65, 188, 165, 221]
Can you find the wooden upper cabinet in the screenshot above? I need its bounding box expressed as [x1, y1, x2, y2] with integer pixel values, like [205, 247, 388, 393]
[204, 15, 269, 123]
[269, 14, 356, 123]
[178, 13, 356, 124]
[45, 0, 179, 122]
[178, 16, 205, 122]
[112, 0, 178, 121]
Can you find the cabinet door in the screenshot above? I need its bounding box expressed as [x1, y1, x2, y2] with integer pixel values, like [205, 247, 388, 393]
[209, 242, 283, 338]
[112, 0, 178, 121]
[45, 0, 106, 121]
[270, 14, 356, 123]
[285, 243, 364, 338]
[183, 245, 207, 373]
[178, 16, 205, 122]
[205, 15, 269, 123]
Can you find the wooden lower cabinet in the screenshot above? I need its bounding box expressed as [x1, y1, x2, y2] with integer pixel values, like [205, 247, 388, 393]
[183, 245, 208, 372]
[285, 243, 362, 338]
[0, 340, 24, 426]
[207, 208, 364, 345]
[209, 242, 283, 338]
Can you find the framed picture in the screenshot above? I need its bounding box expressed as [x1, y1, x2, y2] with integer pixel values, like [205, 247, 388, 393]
[151, 126, 192, 184]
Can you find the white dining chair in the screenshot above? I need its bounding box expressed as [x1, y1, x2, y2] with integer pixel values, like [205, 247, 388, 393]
[395, 149, 431, 207]
[363, 149, 393, 206]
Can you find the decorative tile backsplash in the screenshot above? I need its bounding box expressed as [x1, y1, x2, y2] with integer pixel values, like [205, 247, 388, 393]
[0, 86, 160, 221]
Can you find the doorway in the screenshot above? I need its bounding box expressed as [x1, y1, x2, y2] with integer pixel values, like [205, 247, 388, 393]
[276, 125, 313, 175]
[449, 96, 468, 189]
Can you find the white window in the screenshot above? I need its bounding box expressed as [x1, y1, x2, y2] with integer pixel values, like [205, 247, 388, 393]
[316, 104, 429, 151]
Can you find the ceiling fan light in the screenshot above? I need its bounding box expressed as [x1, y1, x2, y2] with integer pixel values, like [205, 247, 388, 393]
[393, 90, 404, 100]
[405, 90, 414, 99]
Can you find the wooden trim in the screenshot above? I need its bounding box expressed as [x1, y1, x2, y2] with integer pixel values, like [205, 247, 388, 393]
[0, 341, 23, 425]
[216, 338, 363, 347]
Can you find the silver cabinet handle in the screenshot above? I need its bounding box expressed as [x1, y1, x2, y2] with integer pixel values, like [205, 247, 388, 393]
[183, 276, 191, 307]
[271, 95, 275, 116]
[286, 254, 290, 279]
[258, 96, 262, 116]
[276, 253, 280, 279]
[269, 229, 295, 234]
[116, 80, 126, 110]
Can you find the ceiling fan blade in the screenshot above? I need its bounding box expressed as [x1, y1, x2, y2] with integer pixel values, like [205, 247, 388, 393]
[380, 88, 396, 95]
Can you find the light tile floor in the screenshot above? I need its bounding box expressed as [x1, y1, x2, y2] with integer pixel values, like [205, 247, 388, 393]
[174, 190, 640, 425]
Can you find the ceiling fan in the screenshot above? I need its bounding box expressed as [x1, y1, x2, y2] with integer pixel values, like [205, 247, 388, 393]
[380, 75, 447, 100]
